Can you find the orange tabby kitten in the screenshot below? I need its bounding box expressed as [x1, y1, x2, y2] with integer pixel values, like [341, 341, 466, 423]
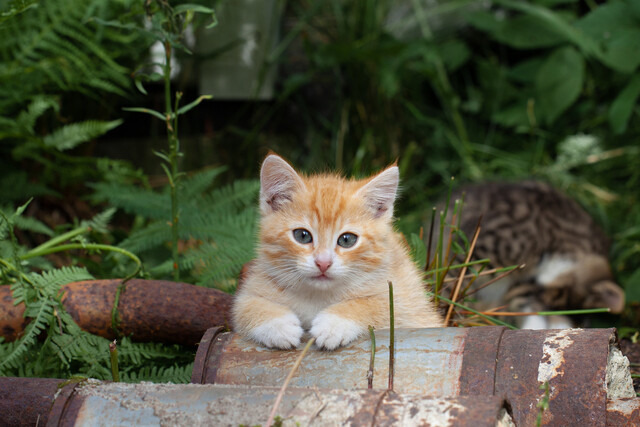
[232, 154, 443, 350]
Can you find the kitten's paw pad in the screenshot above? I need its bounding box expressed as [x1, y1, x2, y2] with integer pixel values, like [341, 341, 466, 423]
[310, 312, 363, 350]
[249, 313, 303, 349]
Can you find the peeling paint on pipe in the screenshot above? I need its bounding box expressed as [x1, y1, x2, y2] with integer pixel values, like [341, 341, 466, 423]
[2, 377, 639, 425]
[606, 398, 640, 425]
[192, 327, 626, 426]
[0, 280, 232, 346]
[43, 381, 513, 427]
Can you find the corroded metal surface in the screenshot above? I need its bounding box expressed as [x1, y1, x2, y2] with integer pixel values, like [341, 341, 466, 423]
[0, 285, 28, 341]
[495, 328, 613, 426]
[459, 326, 507, 395]
[0, 377, 66, 426]
[0, 279, 233, 345]
[195, 327, 624, 425]
[606, 398, 640, 426]
[190, 326, 225, 384]
[44, 381, 512, 426]
[194, 327, 469, 396]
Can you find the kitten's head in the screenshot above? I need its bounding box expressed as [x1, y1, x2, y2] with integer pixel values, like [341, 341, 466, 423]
[257, 154, 399, 293]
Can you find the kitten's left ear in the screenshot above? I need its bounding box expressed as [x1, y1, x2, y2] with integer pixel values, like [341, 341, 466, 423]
[357, 166, 399, 219]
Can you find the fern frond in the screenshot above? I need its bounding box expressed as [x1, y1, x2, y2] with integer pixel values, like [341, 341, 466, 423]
[28, 266, 94, 297]
[120, 363, 194, 384]
[0, 206, 54, 236]
[43, 119, 123, 151]
[119, 221, 172, 253]
[0, 298, 55, 373]
[181, 208, 258, 241]
[81, 207, 116, 234]
[191, 240, 255, 288]
[180, 166, 227, 198]
[196, 179, 260, 213]
[15, 95, 59, 133]
[118, 338, 191, 365]
[90, 182, 170, 220]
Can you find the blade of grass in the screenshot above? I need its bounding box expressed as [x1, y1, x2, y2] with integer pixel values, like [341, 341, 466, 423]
[266, 337, 315, 427]
[444, 217, 481, 325]
[462, 264, 526, 297]
[427, 292, 517, 329]
[388, 281, 395, 391]
[478, 308, 611, 317]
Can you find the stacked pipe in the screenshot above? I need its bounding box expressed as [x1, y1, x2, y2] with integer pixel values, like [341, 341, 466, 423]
[2, 277, 639, 425]
[190, 326, 639, 426]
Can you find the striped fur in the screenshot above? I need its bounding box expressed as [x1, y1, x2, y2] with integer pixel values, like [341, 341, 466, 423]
[432, 181, 624, 328]
[233, 154, 443, 349]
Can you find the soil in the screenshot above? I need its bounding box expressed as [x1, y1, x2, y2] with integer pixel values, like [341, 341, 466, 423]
[620, 338, 640, 394]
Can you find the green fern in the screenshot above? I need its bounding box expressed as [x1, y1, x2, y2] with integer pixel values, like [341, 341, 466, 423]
[0, 0, 132, 109]
[0, 298, 56, 372]
[92, 168, 260, 287]
[120, 363, 194, 384]
[43, 119, 123, 151]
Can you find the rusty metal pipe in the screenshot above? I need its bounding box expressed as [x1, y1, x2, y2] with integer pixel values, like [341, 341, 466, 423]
[0, 279, 232, 346]
[2, 376, 638, 426]
[41, 381, 513, 426]
[0, 377, 67, 426]
[192, 327, 634, 426]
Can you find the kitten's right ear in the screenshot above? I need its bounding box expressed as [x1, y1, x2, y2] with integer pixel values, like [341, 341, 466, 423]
[260, 154, 303, 213]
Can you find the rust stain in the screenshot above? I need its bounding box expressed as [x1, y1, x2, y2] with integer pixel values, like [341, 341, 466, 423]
[0, 377, 67, 426]
[496, 328, 612, 426]
[459, 326, 507, 395]
[0, 286, 29, 341]
[191, 327, 224, 384]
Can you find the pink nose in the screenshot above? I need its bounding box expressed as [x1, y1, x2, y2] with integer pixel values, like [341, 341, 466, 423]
[315, 258, 332, 273]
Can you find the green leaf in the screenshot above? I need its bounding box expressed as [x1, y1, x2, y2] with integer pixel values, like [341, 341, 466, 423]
[493, 0, 603, 59]
[43, 120, 122, 151]
[123, 107, 166, 121]
[535, 46, 584, 124]
[625, 268, 640, 303]
[409, 233, 427, 270]
[176, 95, 212, 116]
[467, 9, 568, 49]
[609, 75, 640, 134]
[495, 14, 566, 49]
[173, 4, 215, 15]
[575, 1, 640, 73]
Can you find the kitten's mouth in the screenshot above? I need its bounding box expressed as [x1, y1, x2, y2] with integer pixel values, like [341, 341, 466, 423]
[313, 273, 332, 281]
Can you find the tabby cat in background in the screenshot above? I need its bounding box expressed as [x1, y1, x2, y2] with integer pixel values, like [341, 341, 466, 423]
[431, 181, 624, 329]
[233, 154, 443, 350]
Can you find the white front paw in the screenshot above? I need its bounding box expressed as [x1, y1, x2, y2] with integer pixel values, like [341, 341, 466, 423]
[310, 312, 363, 350]
[249, 313, 303, 349]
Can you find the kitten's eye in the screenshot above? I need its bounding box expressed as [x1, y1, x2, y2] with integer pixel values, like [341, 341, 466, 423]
[337, 232, 358, 248]
[293, 228, 313, 244]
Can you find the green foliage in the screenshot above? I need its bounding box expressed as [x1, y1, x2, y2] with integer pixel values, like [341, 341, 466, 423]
[0, 0, 149, 190]
[272, 0, 640, 318]
[92, 169, 260, 289]
[0, 205, 193, 381]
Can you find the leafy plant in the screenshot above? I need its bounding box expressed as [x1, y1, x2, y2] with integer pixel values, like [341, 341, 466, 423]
[0, 203, 193, 381]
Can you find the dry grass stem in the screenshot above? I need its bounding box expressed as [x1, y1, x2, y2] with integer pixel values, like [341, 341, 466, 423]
[462, 264, 526, 297]
[444, 219, 481, 325]
[266, 337, 315, 427]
